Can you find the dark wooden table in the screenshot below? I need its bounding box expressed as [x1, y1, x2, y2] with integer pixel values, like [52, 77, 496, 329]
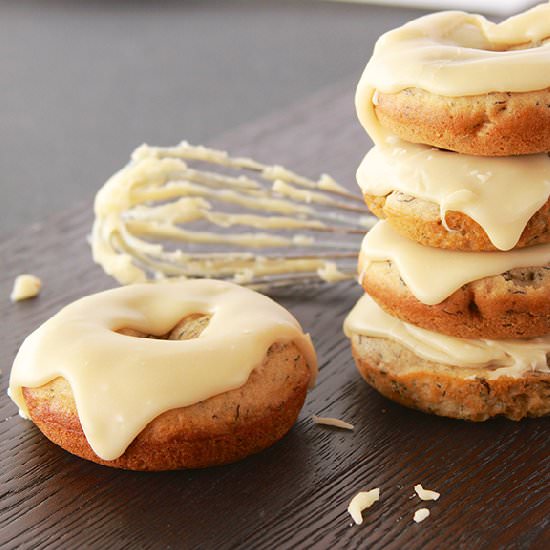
[1, 82, 548, 549]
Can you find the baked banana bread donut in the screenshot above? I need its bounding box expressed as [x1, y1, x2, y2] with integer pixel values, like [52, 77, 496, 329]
[363, 193, 550, 252]
[361, 260, 550, 339]
[9, 280, 317, 470]
[359, 221, 550, 339]
[357, 140, 550, 252]
[344, 294, 550, 421]
[355, 5, 550, 155]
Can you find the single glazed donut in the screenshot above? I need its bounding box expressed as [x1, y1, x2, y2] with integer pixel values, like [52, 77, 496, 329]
[356, 5, 550, 155]
[361, 259, 550, 340]
[344, 295, 550, 421]
[364, 192, 550, 252]
[358, 221, 550, 339]
[9, 280, 317, 470]
[357, 140, 550, 252]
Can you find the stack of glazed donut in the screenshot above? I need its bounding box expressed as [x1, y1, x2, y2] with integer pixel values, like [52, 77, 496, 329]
[345, 3, 550, 421]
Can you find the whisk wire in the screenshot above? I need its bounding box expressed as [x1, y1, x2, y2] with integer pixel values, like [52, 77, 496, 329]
[92, 142, 374, 288]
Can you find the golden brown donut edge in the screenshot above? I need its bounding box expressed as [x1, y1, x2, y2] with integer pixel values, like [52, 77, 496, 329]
[375, 87, 550, 156]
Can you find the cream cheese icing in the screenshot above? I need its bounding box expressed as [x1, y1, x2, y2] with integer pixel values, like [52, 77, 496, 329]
[360, 220, 550, 305]
[344, 294, 550, 379]
[8, 279, 317, 461]
[355, 2, 550, 141]
[357, 138, 550, 251]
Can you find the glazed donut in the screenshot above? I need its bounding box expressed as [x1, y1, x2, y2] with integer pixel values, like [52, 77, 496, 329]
[356, 4, 550, 155]
[357, 138, 550, 251]
[344, 295, 550, 421]
[8, 280, 317, 470]
[364, 193, 550, 252]
[359, 221, 550, 339]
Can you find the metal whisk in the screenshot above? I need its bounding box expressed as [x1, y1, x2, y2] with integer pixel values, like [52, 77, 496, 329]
[91, 142, 374, 290]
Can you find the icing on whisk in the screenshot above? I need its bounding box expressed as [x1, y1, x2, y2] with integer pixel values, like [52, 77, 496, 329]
[91, 142, 374, 289]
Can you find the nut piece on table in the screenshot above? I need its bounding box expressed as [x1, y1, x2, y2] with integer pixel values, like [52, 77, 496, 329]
[11, 274, 42, 302]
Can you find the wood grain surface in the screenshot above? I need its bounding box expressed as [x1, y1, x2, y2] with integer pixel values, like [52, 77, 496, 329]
[1, 82, 549, 550]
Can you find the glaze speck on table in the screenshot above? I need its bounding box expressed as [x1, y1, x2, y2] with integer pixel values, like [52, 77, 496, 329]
[1, 84, 548, 549]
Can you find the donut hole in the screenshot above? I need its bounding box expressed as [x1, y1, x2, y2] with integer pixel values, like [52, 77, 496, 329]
[506, 37, 550, 51]
[116, 314, 212, 340]
[168, 314, 211, 340]
[441, 25, 550, 53]
[117, 327, 151, 338]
